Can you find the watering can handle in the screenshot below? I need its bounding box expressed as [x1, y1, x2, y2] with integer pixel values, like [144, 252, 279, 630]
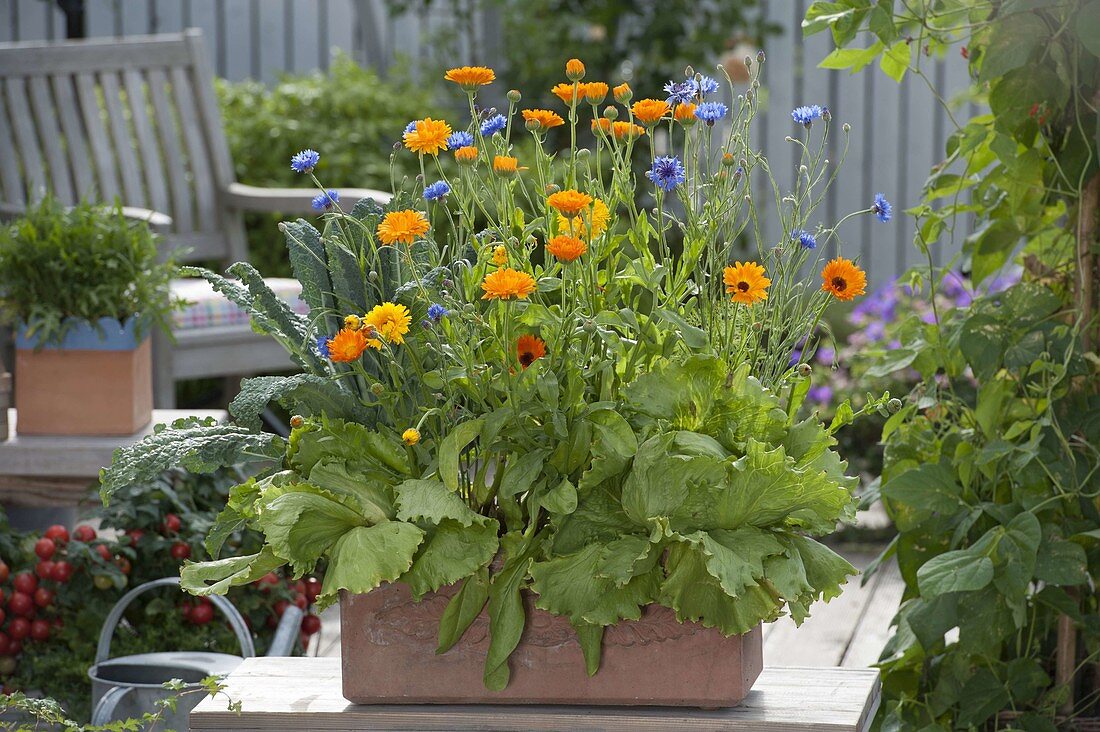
[91, 685, 134, 725]
[94, 577, 256, 665]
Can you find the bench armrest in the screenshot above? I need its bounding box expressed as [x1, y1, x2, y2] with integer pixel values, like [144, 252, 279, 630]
[225, 183, 393, 214]
[0, 201, 172, 233]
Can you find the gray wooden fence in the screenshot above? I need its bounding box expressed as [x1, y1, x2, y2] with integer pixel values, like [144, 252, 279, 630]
[0, 0, 971, 285]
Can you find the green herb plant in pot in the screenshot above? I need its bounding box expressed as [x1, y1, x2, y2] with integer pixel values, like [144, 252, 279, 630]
[0, 198, 179, 436]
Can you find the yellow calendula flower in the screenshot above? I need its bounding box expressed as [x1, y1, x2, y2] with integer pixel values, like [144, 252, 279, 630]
[674, 102, 698, 124]
[364, 302, 412, 345]
[402, 428, 421, 446]
[584, 82, 609, 105]
[377, 210, 430, 246]
[551, 82, 589, 105]
[455, 145, 479, 165]
[481, 268, 537, 300]
[546, 235, 587, 262]
[343, 314, 362, 330]
[403, 118, 452, 156]
[565, 58, 586, 81]
[492, 245, 508, 265]
[591, 118, 612, 135]
[327, 328, 369, 362]
[724, 261, 771, 305]
[821, 257, 867, 301]
[613, 83, 632, 104]
[611, 121, 645, 140]
[631, 99, 670, 126]
[444, 66, 495, 90]
[547, 189, 593, 218]
[493, 155, 519, 176]
[521, 109, 565, 131]
[557, 198, 610, 239]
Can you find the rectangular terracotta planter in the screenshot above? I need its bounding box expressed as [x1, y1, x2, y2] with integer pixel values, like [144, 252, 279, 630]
[14, 318, 152, 436]
[340, 581, 763, 707]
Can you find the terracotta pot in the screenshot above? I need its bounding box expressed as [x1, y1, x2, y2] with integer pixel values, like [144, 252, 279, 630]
[14, 318, 152, 436]
[340, 580, 763, 707]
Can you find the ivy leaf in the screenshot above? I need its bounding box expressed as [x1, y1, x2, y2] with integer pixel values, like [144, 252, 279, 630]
[99, 418, 285, 505]
[916, 550, 994, 597]
[230, 374, 373, 431]
[529, 543, 659, 626]
[180, 547, 284, 596]
[437, 568, 490, 654]
[317, 521, 425, 609]
[403, 519, 499, 600]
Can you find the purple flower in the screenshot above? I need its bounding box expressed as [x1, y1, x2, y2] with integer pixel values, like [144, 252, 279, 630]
[872, 193, 892, 222]
[316, 335, 331, 359]
[816, 347, 835, 365]
[423, 181, 451, 201]
[664, 79, 697, 106]
[791, 105, 824, 127]
[447, 131, 474, 149]
[427, 303, 448, 322]
[480, 114, 507, 136]
[808, 385, 833, 404]
[694, 102, 728, 123]
[646, 155, 686, 192]
[792, 229, 817, 249]
[311, 189, 339, 211]
[789, 349, 803, 367]
[290, 149, 320, 173]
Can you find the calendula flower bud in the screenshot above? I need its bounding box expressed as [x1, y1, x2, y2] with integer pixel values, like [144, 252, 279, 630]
[507, 89, 521, 103]
[575, 148, 591, 160]
[797, 363, 812, 377]
[370, 383, 385, 396]
[582, 319, 596, 332]
[722, 153, 735, 167]
[368, 271, 379, 282]
[492, 245, 508, 265]
[525, 118, 541, 131]
[602, 105, 619, 121]
[843, 122, 852, 132]
[344, 314, 361, 330]
[289, 415, 304, 429]
[613, 83, 632, 104]
[565, 58, 586, 81]
[463, 303, 475, 313]
[888, 398, 903, 413]
[402, 428, 421, 446]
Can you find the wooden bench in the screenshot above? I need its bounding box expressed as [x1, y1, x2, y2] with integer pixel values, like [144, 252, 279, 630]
[189, 657, 880, 731]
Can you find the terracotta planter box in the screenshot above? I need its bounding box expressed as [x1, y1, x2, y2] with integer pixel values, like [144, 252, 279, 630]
[14, 318, 152, 436]
[340, 581, 763, 707]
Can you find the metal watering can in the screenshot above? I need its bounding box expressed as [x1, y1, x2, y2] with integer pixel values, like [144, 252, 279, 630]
[87, 577, 303, 728]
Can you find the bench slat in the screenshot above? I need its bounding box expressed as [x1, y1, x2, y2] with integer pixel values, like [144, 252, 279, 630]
[170, 66, 219, 234]
[123, 68, 171, 217]
[0, 87, 25, 205]
[4, 78, 47, 202]
[27, 76, 75, 204]
[74, 72, 121, 201]
[146, 68, 193, 232]
[98, 71, 145, 207]
[50, 74, 96, 199]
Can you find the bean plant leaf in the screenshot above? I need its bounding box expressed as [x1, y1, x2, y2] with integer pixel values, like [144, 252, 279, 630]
[916, 550, 995, 597]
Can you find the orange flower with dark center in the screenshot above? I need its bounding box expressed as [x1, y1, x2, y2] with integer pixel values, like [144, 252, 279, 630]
[552, 82, 589, 105]
[403, 118, 452, 156]
[674, 102, 698, 123]
[493, 155, 519, 175]
[522, 109, 565, 131]
[584, 82, 609, 104]
[482, 268, 537, 300]
[565, 58, 586, 81]
[723, 261, 771, 305]
[444, 66, 496, 90]
[547, 189, 593, 217]
[377, 209, 430, 246]
[631, 99, 670, 125]
[516, 334, 547, 369]
[611, 121, 645, 140]
[820, 257, 867, 301]
[455, 145, 479, 164]
[546, 235, 587, 262]
[327, 327, 370, 362]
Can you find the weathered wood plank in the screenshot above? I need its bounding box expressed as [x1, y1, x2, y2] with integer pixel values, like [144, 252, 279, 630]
[98, 70, 146, 206]
[3, 77, 47, 201]
[0, 35, 192, 74]
[0, 88, 26, 205]
[841, 559, 904, 668]
[50, 74, 96, 199]
[190, 657, 880, 731]
[169, 65, 219, 235]
[146, 68, 194, 232]
[27, 75, 75, 203]
[73, 71, 121, 201]
[123, 68, 171, 216]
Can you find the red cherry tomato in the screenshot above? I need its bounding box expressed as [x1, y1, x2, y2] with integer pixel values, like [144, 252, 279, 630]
[273, 599, 289, 617]
[32, 588, 53, 608]
[12, 573, 36, 595]
[7, 640, 21, 657]
[292, 580, 306, 596]
[49, 561, 74, 583]
[34, 561, 54, 580]
[8, 618, 29, 641]
[169, 542, 191, 560]
[93, 544, 112, 561]
[34, 538, 56, 561]
[189, 604, 214, 625]
[0, 561, 9, 584]
[0, 633, 9, 656]
[162, 514, 181, 534]
[304, 577, 322, 603]
[29, 619, 49, 642]
[52, 617, 62, 629]
[301, 614, 322, 636]
[255, 572, 279, 591]
[126, 529, 145, 545]
[293, 594, 308, 610]
[0, 608, 6, 626]
[114, 557, 132, 575]
[179, 603, 192, 621]
[264, 614, 279, 630]
[8, 593, 33, 618]
[0, 588, 5, 605]
[44, 525, 70, 544]
[72, 525, 97, 543]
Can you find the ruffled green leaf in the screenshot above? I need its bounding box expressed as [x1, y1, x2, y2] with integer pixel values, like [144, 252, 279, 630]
[256, 483, 367, 576]
[317, 521, 425, 609]
[230, 374, 374, 432]
[579, 409, 638, 491]
[530, 543, 659, 626]
[288, 418, 409, 477]
[403, 519, 499, 600]
[395, 478, 487, 528]
[180, 546, 285, 596]
[308, 460, 395, 523]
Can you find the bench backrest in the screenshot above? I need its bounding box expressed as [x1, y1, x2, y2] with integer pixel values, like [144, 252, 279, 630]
[0, 29, 246, 263]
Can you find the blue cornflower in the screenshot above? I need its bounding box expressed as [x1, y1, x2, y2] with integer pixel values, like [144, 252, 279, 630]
[311, 189, 339, 211]
[290, 149, 320, 173]
[404, 121, 418, 135]
[316, 335, 331, 359]
[696, 75, 720, 97]
[872, 193, 892, 222]
[423, 181, 451, 201]
[646, 155, 686, 192]
[664, 79, 696, 106]
[791, 105, 824, 127]
[427, 303, 448, 322]
[694, 102, 728, 123]
[792, 229, 817, 249]
[447, 131, 473, 149]
[480, 114, 507, 136]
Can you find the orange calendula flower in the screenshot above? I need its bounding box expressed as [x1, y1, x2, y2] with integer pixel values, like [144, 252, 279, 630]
[557, 198, 610, 239]
[724, 261, 771, 305]
[547, 189, 593, 217]
[613, 83, 632, 104]
[565, 58, 586, 81]
[546, 235, 587, 262]
[444, 66, 496, 90]
[454, 145, 479, 164]
[377, 209, 430, 246]
[611, 121, 645, 140]
[552, 82, 588, 105]
[674, 102, 698, 124]
[522, 109, 565, 131]
[584, 82, 609, 104]
[402, 428, 421, 446]
[493, 155, 519, 175]
[821, 257, 867, 301]
[591, 118, 613, 134]
[403, 118, 452, 156]
[481, 268, 537, 300]
[327, 327, 370, 362]
[631, 99, 670, 125]
[516, 334, 547, 369]
[364, 302, 411, 345]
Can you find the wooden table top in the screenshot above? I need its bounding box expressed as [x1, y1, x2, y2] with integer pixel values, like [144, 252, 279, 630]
[189, 657, 881, 731]
[0, 408, 227, 479]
